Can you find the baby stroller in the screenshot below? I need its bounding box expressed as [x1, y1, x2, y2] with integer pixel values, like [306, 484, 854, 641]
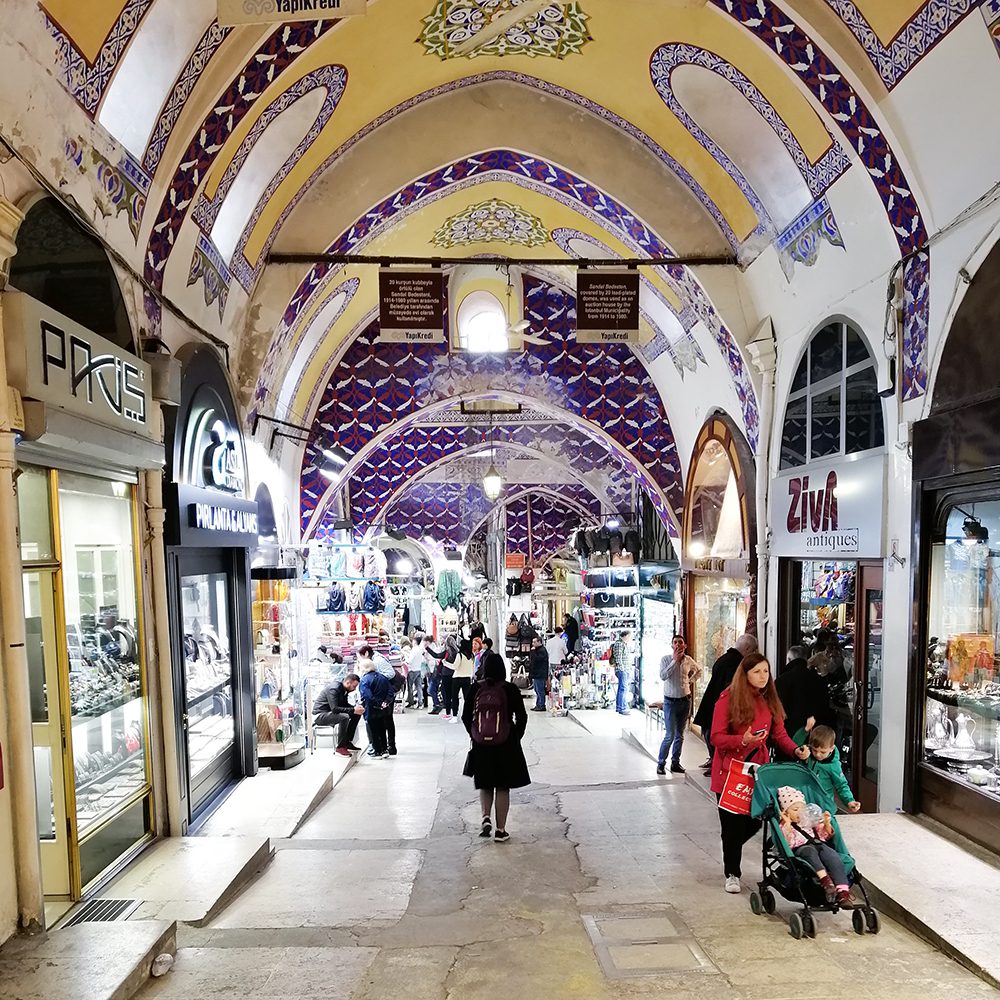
[748, 762, 880, 939]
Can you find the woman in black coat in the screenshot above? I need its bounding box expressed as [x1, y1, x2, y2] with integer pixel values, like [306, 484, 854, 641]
[563, 614, 580, 653]
[462, 653, 530, 842]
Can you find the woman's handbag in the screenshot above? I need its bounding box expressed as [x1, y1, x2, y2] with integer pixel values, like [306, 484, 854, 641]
[718, 746, 765, 815]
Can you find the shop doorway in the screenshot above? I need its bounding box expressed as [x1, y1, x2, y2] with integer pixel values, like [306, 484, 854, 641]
[779, 559, 883, 811]
[168, 547, 253, 827]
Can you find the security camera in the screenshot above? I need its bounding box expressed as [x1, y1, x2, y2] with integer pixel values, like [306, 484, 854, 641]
[877, 358, 896, 399]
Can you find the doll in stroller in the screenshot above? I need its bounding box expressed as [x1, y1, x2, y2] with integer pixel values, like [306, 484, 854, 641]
[748, 762, 880, 939]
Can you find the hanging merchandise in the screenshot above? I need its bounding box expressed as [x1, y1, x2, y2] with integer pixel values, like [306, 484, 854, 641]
[436, 568, 463, 611]
[347, 580, 364, 612]
[330, 547, 347, 578]
[362, 579, 386, 613]
[326, 583, 347, 613]
[520, 566, 535, 593]
[624, 529, 641, 563]
[348, 547, 365, 577]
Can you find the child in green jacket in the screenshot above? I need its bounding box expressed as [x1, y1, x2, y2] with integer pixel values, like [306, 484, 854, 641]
[799, 725, 861, 813]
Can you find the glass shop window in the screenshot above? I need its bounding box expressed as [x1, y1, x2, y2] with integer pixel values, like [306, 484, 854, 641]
[779, 321, 884, 470]
[925, 502, 1000, 800]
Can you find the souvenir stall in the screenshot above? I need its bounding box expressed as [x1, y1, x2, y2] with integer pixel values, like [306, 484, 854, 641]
[163, 345, 260, 830]
[909, 241, 1000, 852]
[681, 417, 756, 716]
[7, 288, 162, 899]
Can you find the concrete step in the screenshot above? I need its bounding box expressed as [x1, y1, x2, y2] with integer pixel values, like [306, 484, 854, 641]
[100, 836, 272, 927]
[0, 919, 175, 1000]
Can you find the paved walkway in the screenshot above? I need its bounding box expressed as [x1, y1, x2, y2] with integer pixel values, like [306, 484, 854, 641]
[138, 707, 995, 999]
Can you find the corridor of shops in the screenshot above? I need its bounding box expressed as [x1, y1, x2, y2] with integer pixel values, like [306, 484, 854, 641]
[2, 0, 1000, 996]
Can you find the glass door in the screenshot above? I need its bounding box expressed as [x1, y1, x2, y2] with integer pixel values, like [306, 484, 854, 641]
[855, 563, 884, 811]
[24, 570, 72, 897]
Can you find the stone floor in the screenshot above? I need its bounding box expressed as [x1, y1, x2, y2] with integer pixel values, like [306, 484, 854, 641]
[136, 706, 996, 999]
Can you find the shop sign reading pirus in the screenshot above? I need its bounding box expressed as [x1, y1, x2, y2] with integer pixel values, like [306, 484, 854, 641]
[217, 0, 366, 26]
[379, 269, 445, 344]
[576, 269, 640, 344]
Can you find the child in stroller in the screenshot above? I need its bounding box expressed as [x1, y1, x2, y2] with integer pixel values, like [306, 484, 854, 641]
[749, 762, 880, 938]
[777, 785, 851, 906]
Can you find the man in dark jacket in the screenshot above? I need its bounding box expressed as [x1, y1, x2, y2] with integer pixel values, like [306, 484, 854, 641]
[692, 633, 758, 772]
[312, 673, 364, 756]
[775, 646, 834, 746]
[563, 614, 580, 653]
[528, 637, 549, 712]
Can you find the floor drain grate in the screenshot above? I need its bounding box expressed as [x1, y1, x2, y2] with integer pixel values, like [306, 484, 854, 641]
[582, 904, 719, 980]
[63, 898, 142, 926]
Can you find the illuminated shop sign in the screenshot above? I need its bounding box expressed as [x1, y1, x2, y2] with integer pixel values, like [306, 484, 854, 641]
[3, 292, 152, 437]
[770, 453, 885, 559]
[191, 502, 259, 535]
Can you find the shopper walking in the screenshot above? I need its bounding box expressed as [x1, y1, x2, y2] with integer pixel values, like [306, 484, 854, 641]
[710, 653, 808, 893]
[406, 635, 427, 708]
[427, 635, 458, 718]
[693, 633, 758, 773]
[654, 635, 702, 775]
[610, 630, 632, 714]
[528, 636, 549, 712]
[311, 672, 364, 756]
[462, 652, 530, 842]
[448, 638, 476, 723]
[358, 661, 395, 759]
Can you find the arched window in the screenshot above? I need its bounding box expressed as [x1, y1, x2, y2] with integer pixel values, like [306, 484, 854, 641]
[9, 198, 134, 352]
[456, 290, 508, 353]
[779, 320, 884, 470]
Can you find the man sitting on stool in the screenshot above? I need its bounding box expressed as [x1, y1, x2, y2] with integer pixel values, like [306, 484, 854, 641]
[312, 673, 364, 756]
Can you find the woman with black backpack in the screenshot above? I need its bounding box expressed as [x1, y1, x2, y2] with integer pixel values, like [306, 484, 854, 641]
[462, 653, 530, 842]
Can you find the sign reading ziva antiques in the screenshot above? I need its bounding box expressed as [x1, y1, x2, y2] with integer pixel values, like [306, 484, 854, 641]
[576, 270, 640, 344]
[3, 292, 152, 437]
[769, 453, 885, 559]
[379, 269, 445, 343]
[217, 0, 367, 26]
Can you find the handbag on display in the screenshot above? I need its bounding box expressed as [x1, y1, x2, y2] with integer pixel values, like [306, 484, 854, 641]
[612, 552, 634, 566]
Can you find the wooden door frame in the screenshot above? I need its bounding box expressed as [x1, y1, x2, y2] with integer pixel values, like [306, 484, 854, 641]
[854, 562, 884, 812]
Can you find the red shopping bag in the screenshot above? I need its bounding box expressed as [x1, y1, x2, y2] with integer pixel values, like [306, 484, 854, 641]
[718, 747, 764, 815]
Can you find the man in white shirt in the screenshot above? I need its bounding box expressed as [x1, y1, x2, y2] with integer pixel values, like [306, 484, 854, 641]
[545, 631, 568, 667]
[653, 635, 702, 776]
[406, 635, 427, 708]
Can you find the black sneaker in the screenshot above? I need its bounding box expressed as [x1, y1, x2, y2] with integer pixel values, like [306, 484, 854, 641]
[479, 819, 492, 838]
[494, 830, 510, 843]
[656, 765, 666, 776]
[345, 742, 361, 752]
[388, 747, 398, 756]
[366, 748, 377, 757]
[670, 764, 686, 774]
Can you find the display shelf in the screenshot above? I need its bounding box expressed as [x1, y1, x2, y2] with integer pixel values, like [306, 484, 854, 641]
[75, 748, 145, 796]
[186, 676, 230, 710]
[927, 686, 1000, 723]
[71, 685, 141, 718]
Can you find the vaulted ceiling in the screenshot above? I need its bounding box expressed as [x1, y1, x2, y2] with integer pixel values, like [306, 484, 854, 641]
[6, 0, 988, 555]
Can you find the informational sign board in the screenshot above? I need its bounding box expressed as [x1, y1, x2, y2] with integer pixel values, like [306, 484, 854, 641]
[3, 291, 153, 438]
[576, 270, 640, 344]
[769, 453, 885, 559]
[505, 553, 526, 570]
[378, 270, 445, 344]
[217, 0, 367, 26]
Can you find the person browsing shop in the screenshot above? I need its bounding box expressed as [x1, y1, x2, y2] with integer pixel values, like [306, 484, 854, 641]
[544, 631, 568, 668]
[652, 635, 702, 776]
[528, 636, 549, 712]
[710, 653, 808, 894]
[610, 631, 632, 715]
[311, 673, 364, 756]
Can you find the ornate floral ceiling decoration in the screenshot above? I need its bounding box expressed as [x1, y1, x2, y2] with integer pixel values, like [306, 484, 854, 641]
[419, 0, 592, 60]
[431, 197, 548, 248]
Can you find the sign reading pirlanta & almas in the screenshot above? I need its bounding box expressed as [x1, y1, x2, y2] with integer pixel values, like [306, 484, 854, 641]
[769, 452, 885, 558]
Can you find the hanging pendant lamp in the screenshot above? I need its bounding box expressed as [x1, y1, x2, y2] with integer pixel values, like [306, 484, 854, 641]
[482, 412, 503, 501]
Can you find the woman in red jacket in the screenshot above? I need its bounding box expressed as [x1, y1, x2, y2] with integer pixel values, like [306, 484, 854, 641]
[711, 652, 808, 893]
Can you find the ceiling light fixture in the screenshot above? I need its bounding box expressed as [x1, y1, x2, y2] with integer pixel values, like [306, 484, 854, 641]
[322, 445, 350, 467]
[482, 412, 504, 501]
[395, 558, 414, 574]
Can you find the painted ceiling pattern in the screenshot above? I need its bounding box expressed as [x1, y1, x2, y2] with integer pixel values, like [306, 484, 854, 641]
[264, 150, 759, 446]
[431, 197, 548, 248]
[419, 1, 592, 60]
[300, 278, 681, 536]
[338, 423, 633, 541]
[505, 492, 582, 564]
